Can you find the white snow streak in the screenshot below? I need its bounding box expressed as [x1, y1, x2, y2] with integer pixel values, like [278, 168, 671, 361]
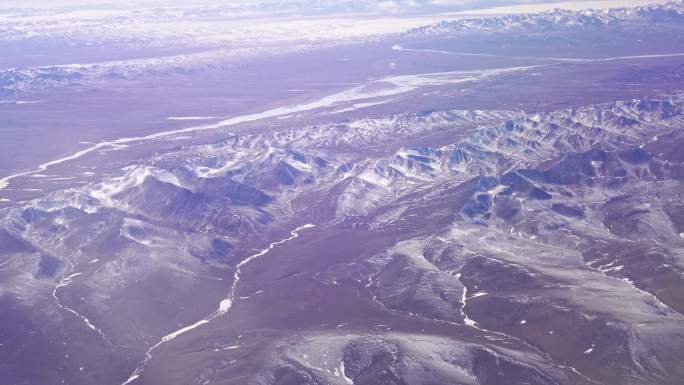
[166, 116, 219, 121]
[459, 280, 478, 327]
[52, 272, 110, 344]
[120, 224, 315, 385]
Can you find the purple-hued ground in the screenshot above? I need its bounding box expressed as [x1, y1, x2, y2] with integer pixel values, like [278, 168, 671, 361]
[1, 2, 684, 385]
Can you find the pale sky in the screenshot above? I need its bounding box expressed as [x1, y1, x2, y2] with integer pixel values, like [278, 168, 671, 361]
[0, 0, 668, 13]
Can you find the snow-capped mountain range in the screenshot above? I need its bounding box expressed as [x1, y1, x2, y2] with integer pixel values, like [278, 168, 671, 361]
[3, 91, 684, 384]
[409, 0, 684, 35]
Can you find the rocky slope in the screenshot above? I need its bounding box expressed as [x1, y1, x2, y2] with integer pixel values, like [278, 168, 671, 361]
[2, 93, 684, 384]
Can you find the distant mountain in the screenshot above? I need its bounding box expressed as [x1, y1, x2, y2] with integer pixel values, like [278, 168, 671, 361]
[408, 1, 684, 35]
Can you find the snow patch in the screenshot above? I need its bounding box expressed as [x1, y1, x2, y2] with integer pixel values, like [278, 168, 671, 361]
[88, 165, 184, 207]
[341, 361, 354, 384]
[457, 276, 477, 326]
[218, 299, 232, 313]
[487, 184, 508, 196]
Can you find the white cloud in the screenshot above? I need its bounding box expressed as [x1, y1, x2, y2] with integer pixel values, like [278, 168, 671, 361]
[1, 0, 659, 14]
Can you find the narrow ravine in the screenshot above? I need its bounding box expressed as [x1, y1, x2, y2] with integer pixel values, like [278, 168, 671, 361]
[52, 272, 112, 345]
[586, 259, 683, 317]
[369, 266, 601, 384]
[454, 272, 478, 327]
[121, 223, 315, 385]
[453, 271, 604, 385]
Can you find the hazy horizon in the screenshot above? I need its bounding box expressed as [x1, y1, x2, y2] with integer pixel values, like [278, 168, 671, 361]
[0, 0, 669, 13]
